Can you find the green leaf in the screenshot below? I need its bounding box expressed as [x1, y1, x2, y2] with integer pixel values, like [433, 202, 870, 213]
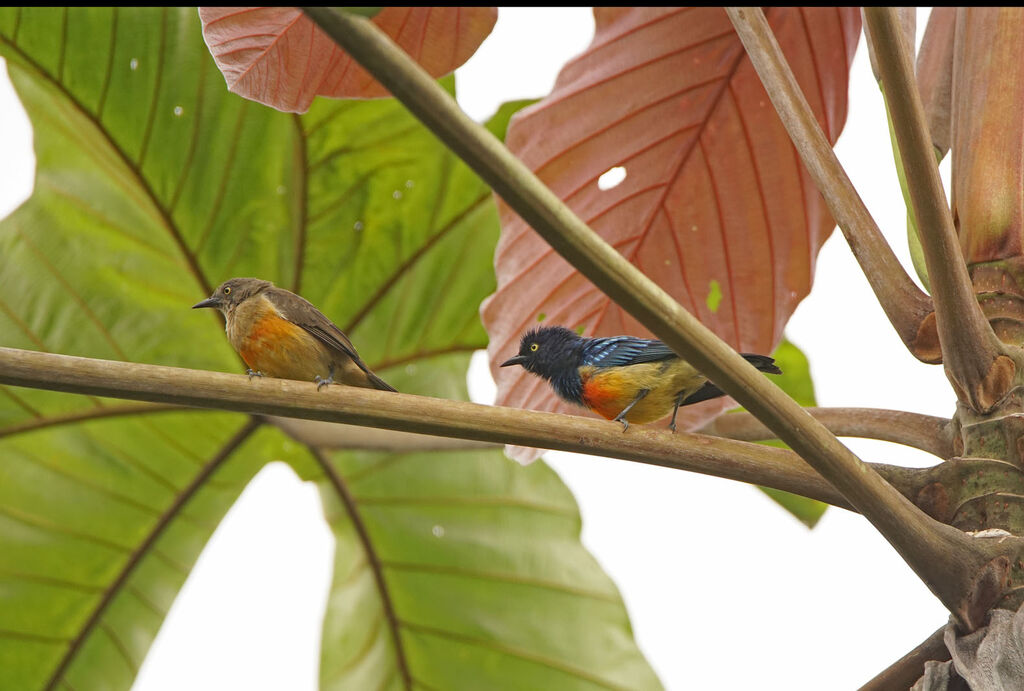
[484, 98, 539, 142]
[753, 339, 827, 528]
[769, 338, 817, 409]
[882, 82, 936, 293]
[305, 446, 661, 690]
[758, 486, 828, 530]
[0, 7, 658, 689]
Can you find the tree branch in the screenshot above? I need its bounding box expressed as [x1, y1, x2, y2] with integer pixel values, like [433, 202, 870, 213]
[859, 624, 950, 691]
[300, 6, 1014, 630]
[864, 8, 1016, 414]
[699, 407, 955, 459]
[725, 7, 938, 362]
[0, 346, 846, 507]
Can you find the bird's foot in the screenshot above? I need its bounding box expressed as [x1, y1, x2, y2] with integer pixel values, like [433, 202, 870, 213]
[668, 419, 677, 433]
[246, 369, 264, 381]
[613, 415, 630, 432]
[314, 374, 334, 391]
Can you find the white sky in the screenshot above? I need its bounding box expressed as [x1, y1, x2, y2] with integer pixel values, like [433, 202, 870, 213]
[0, 7, 957, 690]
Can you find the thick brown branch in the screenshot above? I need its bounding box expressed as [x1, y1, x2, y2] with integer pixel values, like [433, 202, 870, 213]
[725, 7, 937, 362]
[859, 624, 950, 691]
[864, 8, 1015, 414]
[298, 7, 1015, 629]
[699, 407, 955, 459]
[0, 346, 845, 508]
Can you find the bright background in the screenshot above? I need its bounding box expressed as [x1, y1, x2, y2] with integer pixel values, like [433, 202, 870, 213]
[0, 7, 955, 690]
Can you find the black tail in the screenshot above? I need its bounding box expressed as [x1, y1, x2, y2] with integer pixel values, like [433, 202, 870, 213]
[740, 353, 782, 375]
[679, 353, 781, 406]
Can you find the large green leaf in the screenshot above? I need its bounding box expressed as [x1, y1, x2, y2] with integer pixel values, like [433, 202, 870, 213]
[308, 446, 659, 690]
[0, 7, 658, 690]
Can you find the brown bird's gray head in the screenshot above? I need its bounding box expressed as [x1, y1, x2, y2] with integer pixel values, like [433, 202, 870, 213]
[192, 278, 273, 314]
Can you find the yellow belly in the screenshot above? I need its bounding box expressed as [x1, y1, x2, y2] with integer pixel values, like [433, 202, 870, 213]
[580, 360, 707, 424]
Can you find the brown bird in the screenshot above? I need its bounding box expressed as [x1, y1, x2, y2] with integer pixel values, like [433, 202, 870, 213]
[193, 278, 395, 392]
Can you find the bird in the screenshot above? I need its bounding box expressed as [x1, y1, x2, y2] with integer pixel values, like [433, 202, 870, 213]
[500, 325, 781, 431]
[193, 277, 396, 392]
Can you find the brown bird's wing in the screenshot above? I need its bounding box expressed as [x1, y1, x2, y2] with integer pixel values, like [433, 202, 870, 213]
[265, 287, 397, 392]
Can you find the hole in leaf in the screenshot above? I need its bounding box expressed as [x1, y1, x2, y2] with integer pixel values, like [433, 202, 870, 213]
[597, 166, 626, 191]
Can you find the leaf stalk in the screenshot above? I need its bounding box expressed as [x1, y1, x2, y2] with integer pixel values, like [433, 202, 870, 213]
[863, 7, 1016, 414]
[726, 7, 938, 362]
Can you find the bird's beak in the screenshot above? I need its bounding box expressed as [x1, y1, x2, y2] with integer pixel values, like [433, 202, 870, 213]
[192, 297, 220, 310]
[500, 355, 527, 368]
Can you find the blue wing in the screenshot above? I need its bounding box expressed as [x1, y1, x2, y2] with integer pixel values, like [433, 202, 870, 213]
[579, 336, 678, 368]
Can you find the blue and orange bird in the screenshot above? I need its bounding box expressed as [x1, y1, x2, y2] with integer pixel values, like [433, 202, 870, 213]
[501, 325, 782, 431]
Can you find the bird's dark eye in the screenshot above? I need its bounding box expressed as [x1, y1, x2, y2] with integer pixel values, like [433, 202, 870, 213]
[223, 286, 232, 295]
[530, 343, 539, 352]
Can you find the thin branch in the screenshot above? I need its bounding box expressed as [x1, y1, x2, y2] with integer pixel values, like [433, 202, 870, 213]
[300, 7, 1013, 630]
[699, 407, 955, 459]
[859, 624, 950, 691]
[863, 7, 917, 83]
[864, 8, 1016, 414]
[725, 7, 937, 362]
[0, 346, 846, 508]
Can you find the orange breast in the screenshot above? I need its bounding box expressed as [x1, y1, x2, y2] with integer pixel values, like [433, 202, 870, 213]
[580, 368, 645, 421]
[236, 311, 329, 381]
[579, 361, 704, 425]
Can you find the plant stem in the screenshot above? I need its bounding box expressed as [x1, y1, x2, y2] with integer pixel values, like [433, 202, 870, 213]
[0, 346, 846, 507]
[864, 7, 1016, 414]
[700, 407, 954, 459]
[299, 6, 1011, 628]
[725, 7, 938, 362]
[859, 624, 949, 691]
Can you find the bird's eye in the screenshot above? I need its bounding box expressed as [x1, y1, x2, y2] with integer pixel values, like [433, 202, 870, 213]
[530, 343, 539, 352]
[223, 286, 232, 295]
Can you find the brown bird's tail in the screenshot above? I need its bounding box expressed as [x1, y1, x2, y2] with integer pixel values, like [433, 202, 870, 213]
[367, 371, 398, 392]
[678, 353, 782, 406]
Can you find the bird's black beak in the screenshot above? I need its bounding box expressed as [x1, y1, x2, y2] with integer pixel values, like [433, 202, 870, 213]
[192, 297, 220, 310]
[500, 355, 527, 368]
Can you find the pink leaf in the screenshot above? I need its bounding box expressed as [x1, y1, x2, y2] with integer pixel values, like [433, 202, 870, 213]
[483, 7, 860, 458]
[199, 7, 497, 112]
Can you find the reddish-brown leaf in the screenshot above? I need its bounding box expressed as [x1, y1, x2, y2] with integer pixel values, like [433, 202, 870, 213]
[199, 7, 497, 112]
[917, 7, 956, 154]
[483, 7, 860, 440]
